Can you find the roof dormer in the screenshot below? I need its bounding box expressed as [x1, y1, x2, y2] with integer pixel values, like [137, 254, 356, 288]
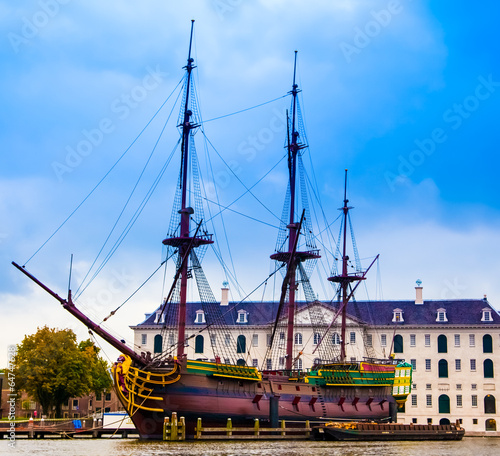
[481, 307, 493, 322]
[154, 310, 165, 324]
[392, 308, 404, 323]
[194, 309, 206, 324]
[237, 309, 248, 324]
[436, 308, 448, 322]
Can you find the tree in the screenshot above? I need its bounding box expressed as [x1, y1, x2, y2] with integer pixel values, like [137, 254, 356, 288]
[11, 326, 112, 417]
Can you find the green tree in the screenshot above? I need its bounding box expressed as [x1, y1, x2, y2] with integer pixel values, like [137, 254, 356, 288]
[11, 326, 112, 417]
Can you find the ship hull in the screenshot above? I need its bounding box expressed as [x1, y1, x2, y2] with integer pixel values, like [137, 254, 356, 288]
[114, 359, 399, 440]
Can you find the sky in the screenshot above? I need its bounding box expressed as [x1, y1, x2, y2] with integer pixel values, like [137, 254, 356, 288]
[1, 0, 500, 367]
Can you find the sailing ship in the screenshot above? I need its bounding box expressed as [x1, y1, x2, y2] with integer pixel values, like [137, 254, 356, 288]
[13, 21, 411, 439]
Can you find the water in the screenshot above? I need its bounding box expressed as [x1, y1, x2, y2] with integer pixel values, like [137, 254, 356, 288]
[2, 438, 499, 456]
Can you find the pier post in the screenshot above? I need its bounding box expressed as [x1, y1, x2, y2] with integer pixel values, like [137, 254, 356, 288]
[305, 420, 310, 438]
[196, 418, 202, 439]
[28, 417, 34, 439]
[163, 416, 170, 441]
[180, 416, 186, 440]
[280, 419, 286, 437]
[226, 418, 232, 437]
[171, 412, 178, 441]
[254, 419, 260, 437]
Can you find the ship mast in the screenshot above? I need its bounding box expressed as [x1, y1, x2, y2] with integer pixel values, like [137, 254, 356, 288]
[328, 170, 366, 362]
[162, 20, 212, 359]
[270, 52, 319, 370]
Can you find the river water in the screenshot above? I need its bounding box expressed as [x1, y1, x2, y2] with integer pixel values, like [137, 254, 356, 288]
[2, 438, 500, 456]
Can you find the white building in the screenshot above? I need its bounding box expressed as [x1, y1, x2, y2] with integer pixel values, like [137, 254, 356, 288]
[131, 284, 499, 434]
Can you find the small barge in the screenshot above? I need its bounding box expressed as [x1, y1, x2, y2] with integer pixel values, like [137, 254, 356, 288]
[313, 421, 465, 441]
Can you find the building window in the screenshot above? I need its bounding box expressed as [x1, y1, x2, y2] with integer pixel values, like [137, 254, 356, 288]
[455, 359, 461, 371]
[484, 395, 496, 414]
[168, 332, 175, 347]
[411, 395, 417, 407]
[456, 384, 462, 390]
[266, 359, 272, 370]
[72, 399, 78, 408]
[154, 334, 163, 354]
[141, 334, 147, 345]
[237, 310, 248, 324]
[473, 418, 478, 425]
[438, 394, 450, 413]
[454, 334, 460, 347]
[194, 310, 205, 324]
[236, 335, 246, 354]
[438, 359, 449, 378]
[410, 359, 417, 370]
[483, 334, 493, 353]
[472, 395, 478, 407]
[105, 393, 111, 401]
[471, 384, 477, 390]
[225, 334, 231, 346]
[252, 359, 258, 367]
[279, 332, 285, 343]
[350, 332, 356, 345]
[332, 332, 341, 345]
[366, 334, 372, 346]
[381, 334, 387, 347]
[410, 334, 416, 347]
[96, 393, 102, 401]
[426, 384, 432, 390]
[279, 357, 285, 367]
[470, 359, 476, 371]
[393, 335, 403, 353]
[296, 358, 303, 370]
[392, 308, 404, 322]
[425, 359, 431, 371]
[294, 333, 303, 345]
[437, 335, 447, 353]
[252, 334, 258, 347]
[210, 334, 216, 347]
[469, 334, 475, 347]
[481, 308, 493, 322]
[456, 395, 463, 407]
[424, 334, 430, 347]
[436, 308, 448, 322]
[426, 395, 432, 407]
[484, 359, 494, 378]
[195, 335, 204, 354]
[267, 334, 272, 347]
[313, 333, 321, 344]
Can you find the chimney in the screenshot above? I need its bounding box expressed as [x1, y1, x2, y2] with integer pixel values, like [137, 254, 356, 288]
[415, 279, 423, 305]
[221, 282, 229, 306]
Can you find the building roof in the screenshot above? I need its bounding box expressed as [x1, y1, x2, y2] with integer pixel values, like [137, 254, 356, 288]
[132, 297, 500, 328]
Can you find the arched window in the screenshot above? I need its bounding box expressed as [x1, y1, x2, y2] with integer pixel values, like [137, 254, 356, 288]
[393, 335, 403, 353]
[484, 359, 494, 378]
[484, 395, 496, 414]
[236, 358, 246, 366]
[439, 418, 450, 425]
[313, 333, 321, 345]
[438, 359, 448, 378]
[483, 334, 493, 353]
[485, 419, 497, 431]
[437, 335, 448, 353]
[294, 333, 303, 345]
[154, 334, 163, 354]
[332, 332, 341, 345]
[438, 394, 450, 413]
[237, 335, 246, 354]
[195, 335, 204, 354]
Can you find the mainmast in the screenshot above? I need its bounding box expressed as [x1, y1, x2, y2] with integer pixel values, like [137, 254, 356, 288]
[271, 52, 319, 370]
[162, 20, 213, 359]
[328, 170, 366, 362]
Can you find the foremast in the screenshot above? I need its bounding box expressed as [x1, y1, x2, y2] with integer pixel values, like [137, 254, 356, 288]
[270, 52, 319, 370]
[161, 20, 213, 359]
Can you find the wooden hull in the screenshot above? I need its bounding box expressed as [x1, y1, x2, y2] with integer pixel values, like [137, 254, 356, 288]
[113, 358, 400, 440]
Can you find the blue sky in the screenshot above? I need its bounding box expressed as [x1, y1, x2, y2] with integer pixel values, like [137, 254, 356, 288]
[1, 0, 500, 366]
